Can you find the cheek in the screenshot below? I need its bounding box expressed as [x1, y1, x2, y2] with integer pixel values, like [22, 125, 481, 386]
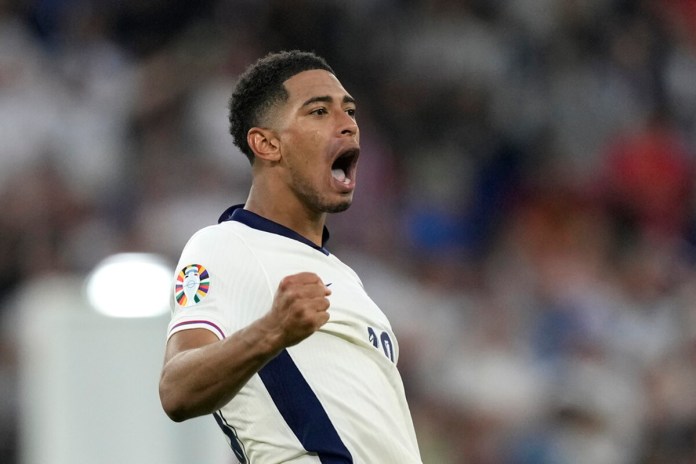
[298, 133, 325, 166]
[285, 129, 319, 154]
[282, 128, 328, 174]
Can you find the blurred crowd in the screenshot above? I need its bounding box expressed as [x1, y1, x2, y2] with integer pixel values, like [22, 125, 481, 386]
[2, 0, 696, 462]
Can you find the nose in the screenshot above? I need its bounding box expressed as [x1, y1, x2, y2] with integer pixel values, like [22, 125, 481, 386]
[338, 112, 358, 137]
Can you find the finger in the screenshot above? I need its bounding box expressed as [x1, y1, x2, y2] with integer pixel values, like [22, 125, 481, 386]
[318, 295, 331, 311]
[287, 285, 331, 302]
[316, 311, 330, 327]
[281, 275, 330, 296]
[287, 272, 324, 286]
[278, 274, 318, 295]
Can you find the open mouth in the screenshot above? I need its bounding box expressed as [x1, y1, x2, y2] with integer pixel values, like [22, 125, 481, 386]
[331, 148, 359, 185]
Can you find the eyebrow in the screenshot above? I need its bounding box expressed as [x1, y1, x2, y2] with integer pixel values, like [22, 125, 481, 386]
[301, 95, 356, 108]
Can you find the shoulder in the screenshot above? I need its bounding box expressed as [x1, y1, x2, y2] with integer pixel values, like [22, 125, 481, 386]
[176, 222, 262, 273]
[183, 222, 250, 252]
[170, 222, 271, 332]
[327, 253, 363, 285]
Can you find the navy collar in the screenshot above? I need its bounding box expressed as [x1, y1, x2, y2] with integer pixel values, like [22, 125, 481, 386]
[218, 204, 331, 255]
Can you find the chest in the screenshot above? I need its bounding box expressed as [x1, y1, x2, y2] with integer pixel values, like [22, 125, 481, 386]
[257, 243, 388, 325]
[250, 240, 397, 360]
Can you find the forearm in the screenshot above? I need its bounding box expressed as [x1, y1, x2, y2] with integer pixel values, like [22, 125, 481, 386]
[159, 316, 283, 422]
[160, 272, 330, 422]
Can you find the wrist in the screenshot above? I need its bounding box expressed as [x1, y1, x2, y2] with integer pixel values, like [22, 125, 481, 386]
[243, 314, 285, 358]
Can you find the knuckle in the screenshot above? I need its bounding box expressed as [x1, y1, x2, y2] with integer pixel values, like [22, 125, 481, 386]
[284, 287, 299, 301]
[279, 275, 296, 290]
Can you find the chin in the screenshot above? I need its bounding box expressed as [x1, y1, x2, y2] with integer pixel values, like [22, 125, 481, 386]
[324, 199, 352, 214]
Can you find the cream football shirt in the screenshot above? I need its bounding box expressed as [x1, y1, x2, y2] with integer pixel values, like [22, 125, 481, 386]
[167, 205, 422, 463]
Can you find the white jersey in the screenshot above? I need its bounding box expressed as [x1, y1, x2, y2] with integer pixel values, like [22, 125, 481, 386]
[167, 205, 422, 463]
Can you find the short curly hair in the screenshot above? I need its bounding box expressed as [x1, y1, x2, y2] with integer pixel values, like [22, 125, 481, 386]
[228, 50, 335, 164]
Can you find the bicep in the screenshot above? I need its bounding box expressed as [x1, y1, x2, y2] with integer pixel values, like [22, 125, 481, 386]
[164, 328, 220, 364]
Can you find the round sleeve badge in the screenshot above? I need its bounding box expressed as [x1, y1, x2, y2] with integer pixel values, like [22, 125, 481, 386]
[175, 264, 210, 307]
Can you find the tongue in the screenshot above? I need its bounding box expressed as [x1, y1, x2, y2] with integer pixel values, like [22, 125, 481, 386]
[331, 168, 346, 182]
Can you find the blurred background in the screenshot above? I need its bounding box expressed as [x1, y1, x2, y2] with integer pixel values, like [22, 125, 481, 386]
[2, 0, 696, 462]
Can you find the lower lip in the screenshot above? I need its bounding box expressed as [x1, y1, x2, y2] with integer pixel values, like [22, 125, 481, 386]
[331, 175, 355, 193]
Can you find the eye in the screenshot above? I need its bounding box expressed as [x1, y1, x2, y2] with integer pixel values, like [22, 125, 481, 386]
[310, 107, 328, 116]
[346, 108, 356, 118]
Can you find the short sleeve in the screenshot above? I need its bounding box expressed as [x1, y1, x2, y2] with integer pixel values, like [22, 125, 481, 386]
[167, 225, 233, 340]
[167, 222, 262, 340]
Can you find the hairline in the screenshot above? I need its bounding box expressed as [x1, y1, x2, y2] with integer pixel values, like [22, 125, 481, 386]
[229, 50, 336, 163]
[258, 69, 347, 130]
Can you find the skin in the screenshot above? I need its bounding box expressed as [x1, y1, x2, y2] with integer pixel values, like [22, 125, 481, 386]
[159, 69, 360, 422]
[246, 69, 360, 244]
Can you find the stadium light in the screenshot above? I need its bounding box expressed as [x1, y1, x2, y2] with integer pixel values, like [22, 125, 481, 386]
[85, 252, 172, 318]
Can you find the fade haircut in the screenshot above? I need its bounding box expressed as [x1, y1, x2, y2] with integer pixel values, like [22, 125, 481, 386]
[228, 50, 335, 164]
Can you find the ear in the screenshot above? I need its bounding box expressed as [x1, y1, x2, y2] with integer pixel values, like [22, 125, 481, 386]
[247, 128, 281, 163]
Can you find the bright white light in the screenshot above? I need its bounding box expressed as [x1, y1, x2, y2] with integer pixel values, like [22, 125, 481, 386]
[85, 253, 172, 318]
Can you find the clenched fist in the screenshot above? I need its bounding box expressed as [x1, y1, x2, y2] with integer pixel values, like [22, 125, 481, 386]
[266, 272, 331, 348]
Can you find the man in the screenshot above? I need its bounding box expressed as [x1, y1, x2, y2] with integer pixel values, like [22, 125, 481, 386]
[159, 50, 422, 463]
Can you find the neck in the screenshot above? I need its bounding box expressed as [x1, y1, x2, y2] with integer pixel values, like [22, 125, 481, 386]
[244, 184, 327, 247]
